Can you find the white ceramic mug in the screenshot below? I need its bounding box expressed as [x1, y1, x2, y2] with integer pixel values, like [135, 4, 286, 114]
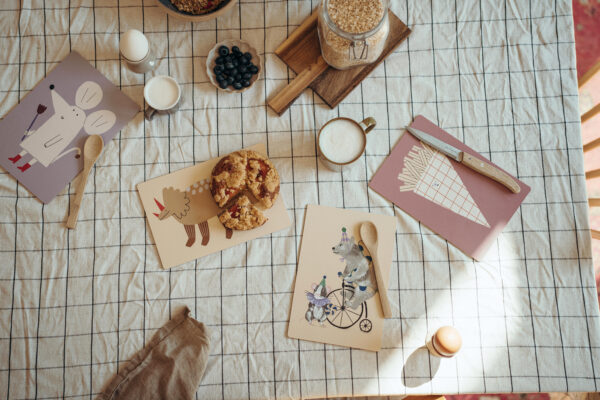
[317, 116, 376, 171]
[143, 75, 181, 120]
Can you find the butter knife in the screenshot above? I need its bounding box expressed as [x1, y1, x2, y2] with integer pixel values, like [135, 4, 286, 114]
[406, 126, 521, 193]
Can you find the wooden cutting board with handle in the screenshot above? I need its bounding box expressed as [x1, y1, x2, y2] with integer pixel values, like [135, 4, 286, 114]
[268, 9, 411, 115]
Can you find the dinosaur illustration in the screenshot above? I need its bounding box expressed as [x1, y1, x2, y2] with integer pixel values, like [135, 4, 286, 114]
[153, 179, 233, 247]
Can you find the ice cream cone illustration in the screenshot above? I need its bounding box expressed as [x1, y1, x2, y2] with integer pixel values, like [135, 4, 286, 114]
[398, 143, 490, 228]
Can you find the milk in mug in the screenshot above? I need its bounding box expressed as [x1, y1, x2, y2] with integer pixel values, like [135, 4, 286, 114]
[145, 76, 180, 110]
[319, 118, 366, 164]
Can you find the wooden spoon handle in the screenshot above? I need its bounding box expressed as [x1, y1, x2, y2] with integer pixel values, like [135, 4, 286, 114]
[372, 256, 393, 318]
[66, 167, 92, 229]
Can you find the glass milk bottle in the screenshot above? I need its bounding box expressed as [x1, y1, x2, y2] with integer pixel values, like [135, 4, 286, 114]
[317, 0, 390, 70]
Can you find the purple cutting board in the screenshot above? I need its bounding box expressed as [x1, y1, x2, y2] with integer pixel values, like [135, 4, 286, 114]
[369, 115, 530, 260]
[0, 52, 139, 203]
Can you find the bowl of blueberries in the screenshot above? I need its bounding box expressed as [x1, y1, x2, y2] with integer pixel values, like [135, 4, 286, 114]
[206, 40, 261, 93]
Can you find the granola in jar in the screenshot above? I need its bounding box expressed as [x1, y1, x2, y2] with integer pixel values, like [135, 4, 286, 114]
[318, 0, 389, 70]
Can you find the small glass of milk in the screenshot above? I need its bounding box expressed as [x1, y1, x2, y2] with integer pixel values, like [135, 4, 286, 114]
[317, 117, 376, 171]
[143, 76, 182, 120]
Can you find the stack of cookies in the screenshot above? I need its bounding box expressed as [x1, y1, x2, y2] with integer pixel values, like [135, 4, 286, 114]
[210, 150, 280, 230]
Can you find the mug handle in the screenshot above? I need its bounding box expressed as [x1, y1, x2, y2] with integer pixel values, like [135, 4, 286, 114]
[359, 117, 376, 134]
[144, 105, 158, 121]
[144, 95, 182, 120]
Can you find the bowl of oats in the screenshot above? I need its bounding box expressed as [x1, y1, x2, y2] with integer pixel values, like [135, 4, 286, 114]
[156, 0, 237, 22]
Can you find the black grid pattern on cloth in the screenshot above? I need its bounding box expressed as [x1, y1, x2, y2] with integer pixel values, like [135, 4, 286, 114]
[0, 0, 599, 399]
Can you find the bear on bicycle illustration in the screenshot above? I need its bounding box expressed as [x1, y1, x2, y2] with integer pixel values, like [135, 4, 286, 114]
[304, 227, 377, 333]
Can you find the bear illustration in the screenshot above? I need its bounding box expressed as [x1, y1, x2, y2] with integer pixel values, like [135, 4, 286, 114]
[332, 227, 377, 309]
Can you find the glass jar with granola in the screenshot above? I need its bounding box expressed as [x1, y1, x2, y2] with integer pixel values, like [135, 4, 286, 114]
[317, 0, 389, 70]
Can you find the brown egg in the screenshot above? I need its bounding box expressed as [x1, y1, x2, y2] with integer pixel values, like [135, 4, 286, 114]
[432, 326, 462, 357]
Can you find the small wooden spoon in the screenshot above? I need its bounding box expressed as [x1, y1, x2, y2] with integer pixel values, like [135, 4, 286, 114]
[66, 135, 104, 229]
[359, 221, 393, 318]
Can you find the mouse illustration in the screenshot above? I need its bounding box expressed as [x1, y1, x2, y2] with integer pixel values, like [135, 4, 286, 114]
[8, 82, 116, 172]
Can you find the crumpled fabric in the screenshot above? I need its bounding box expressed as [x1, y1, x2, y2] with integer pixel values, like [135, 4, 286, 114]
[98, 307, 210, 400]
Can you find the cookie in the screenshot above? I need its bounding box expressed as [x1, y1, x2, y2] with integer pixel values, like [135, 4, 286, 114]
[210, 151, 247, 208]
[244, 150, 280, 209]
[219, 195, 267, 231]
[211, 149, 280, 210]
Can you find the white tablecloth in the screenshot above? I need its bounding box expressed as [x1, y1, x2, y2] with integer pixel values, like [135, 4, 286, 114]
[1, 0, 599, 398]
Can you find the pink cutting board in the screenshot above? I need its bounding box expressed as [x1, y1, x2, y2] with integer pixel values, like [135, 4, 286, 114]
[369, 115, 530, 260]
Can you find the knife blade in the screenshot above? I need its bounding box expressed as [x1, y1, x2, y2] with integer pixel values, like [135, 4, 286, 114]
[405, 126, 521, 194]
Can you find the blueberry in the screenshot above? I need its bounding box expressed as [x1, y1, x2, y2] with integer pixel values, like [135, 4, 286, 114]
[242, 80, 251, 87]
[233, 82, 243, 90]
[243, 52, 252, 60]
[232, 45, 241, 54]
[215, 56, 225, 65]
[214, 65, 225, 73]
[225, 62, 235, 70]
[215, 73, 224, 82]
[238, 65, 247, 73]
[218, 46, 229, 57]
[225, 54, 233, 63]
[232, 59, 239, 67]
[249, 65, 259, 74]
[234, 74, 242, 82]
[226, 76, 235, 84]
[239, 56, 249, 65]
[219, 80, 228, 89]
[242, 72, 252, 80]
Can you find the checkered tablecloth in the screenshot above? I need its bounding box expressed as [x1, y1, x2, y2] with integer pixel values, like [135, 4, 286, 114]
[1, 0, 599, 399]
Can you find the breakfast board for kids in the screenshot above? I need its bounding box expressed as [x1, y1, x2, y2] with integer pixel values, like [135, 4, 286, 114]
[0, 52, 139, 204]
[287, 204, 396, 352]
[137, 143, 291, 269]
[369, 115, 530, 260]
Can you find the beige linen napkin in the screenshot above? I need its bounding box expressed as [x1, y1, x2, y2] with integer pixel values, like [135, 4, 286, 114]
[98, 307, 210, 400]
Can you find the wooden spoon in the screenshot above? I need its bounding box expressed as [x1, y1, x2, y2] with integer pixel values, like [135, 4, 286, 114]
[66, 135, 104, 229]
[359, 221, 393, 318]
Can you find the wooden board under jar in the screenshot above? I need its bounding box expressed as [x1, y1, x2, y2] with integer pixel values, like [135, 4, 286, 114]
[274, 9, 411, 110]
